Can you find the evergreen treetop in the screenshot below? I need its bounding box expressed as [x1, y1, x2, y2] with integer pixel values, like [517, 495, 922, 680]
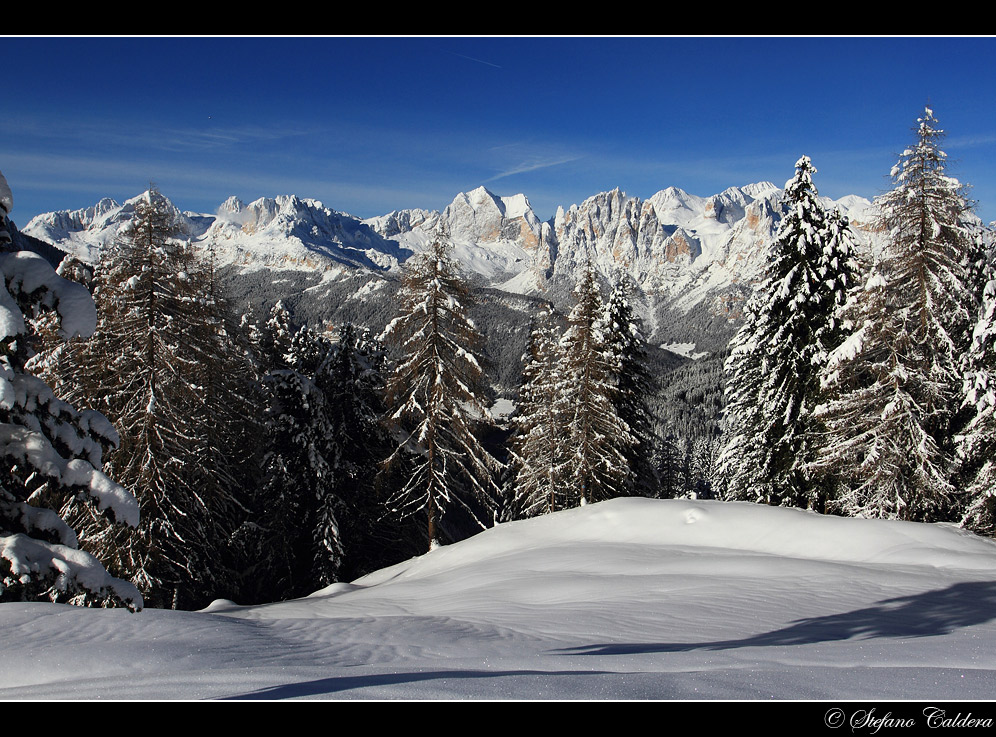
[598, 272, 659, 497]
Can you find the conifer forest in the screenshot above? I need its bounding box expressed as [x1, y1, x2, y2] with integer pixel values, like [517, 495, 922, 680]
[2, 107, 995, 613]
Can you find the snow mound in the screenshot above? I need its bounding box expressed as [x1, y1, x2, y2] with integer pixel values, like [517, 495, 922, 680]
[3, 498, 996, 700]
[356, 498, 996, 588]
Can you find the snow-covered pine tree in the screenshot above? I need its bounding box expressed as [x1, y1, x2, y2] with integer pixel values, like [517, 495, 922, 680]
[803, 205, 863, 508]
[252, 318, 341, 600]
[654, 432, 684, 500]
[322, 322, 394, 580]
[24, 254, 97, 397]
[286, 323, 349, 590]
[240, 308, 394, 598]
[252, 300, 295, 373]
[0, 169, 141, 610]
[598, 272, 660, 497]
[962, 230, 991, 311]
[719, 156, 857, 511]
[717, 288, 770, 502]
[381, 238, 501, 550]
[556, 260, 635, 505]
[810, 108, 975, 522]
[693, 436, 721, 499]
[508, 302, 569, 519]
[59, 189, 249, 609]
[960, 276, 996, 534]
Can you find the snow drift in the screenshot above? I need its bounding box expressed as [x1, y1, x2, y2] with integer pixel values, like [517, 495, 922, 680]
[1, 497, 995, 700]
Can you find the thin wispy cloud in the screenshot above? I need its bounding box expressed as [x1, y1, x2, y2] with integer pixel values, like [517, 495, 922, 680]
[445, 50, 502, 69]
[0, 115, 315, 154]
[484, 155, 584, 183]
[152, 125, 316, 153]
[4, 38, 994, 223]
[0, 147, 464, 221]
[481, 142, 584, 183]
[944, 133, 996, 150]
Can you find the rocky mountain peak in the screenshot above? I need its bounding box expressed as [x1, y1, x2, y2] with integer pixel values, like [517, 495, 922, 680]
[22, 180, 884, 320]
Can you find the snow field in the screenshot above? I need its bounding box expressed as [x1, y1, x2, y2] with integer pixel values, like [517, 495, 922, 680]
[3, 498, 995, 700]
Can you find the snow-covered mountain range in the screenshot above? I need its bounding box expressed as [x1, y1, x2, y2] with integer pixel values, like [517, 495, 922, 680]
[22, 182, 881, 326]
[24, 193, 412, 275]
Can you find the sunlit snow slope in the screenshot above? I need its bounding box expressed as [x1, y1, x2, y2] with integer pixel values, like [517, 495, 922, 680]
[2, 498, 995, 700]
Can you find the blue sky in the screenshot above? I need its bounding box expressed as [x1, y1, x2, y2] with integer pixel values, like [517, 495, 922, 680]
[3, 36, 995, 226]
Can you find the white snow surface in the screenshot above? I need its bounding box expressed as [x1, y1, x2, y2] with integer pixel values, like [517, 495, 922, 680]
[489, 397, 516, 421]
[2, 497, 996, 701]
[661, 342, 710, 360]
[0, 251, 98, 340]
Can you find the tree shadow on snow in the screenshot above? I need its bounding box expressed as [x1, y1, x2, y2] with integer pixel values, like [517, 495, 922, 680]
[556, 580, 996, 656]
[221, 668, 619, 700]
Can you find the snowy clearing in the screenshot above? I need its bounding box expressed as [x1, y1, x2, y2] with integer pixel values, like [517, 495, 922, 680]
[2, 497, 996, 701]
[661, 341, 710, 360]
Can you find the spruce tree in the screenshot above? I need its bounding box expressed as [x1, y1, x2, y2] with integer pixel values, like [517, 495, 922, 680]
[381, 239, 501, 550]
[962, 230, 991, 311]
[323, 323, 393, 579]
[508, 302, 569, 518]
[655, 433, 683, 500]
[239, 307, 394, 598]
[252, 300, 295, 373]
[0, 170, 141, 610]
[285, 323, 347, 591]
[717, 286, 770, 502]
[810, 108, 975, 521]
[556, 261, 635, 505]
[719, 156, 858, 510]
[598, 272, 660, 497]
[253, 320, 341, 600]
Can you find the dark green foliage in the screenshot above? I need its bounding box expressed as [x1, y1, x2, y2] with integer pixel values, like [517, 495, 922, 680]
[320, 323, 397, 580]
[238, 307, 397, 600]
